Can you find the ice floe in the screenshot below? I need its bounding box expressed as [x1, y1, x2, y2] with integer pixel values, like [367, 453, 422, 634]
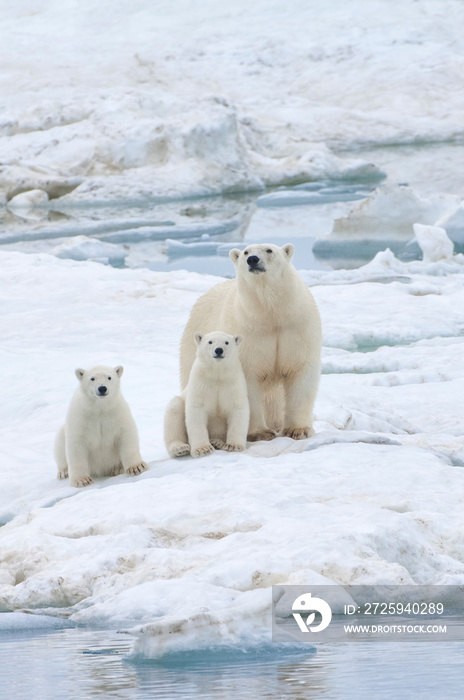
[1, 248, 464, 658]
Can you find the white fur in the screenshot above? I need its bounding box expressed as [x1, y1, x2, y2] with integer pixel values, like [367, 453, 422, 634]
[180, 243, 322, 441]
[165, 331, 250, 458]
[55, 365, 147, 487]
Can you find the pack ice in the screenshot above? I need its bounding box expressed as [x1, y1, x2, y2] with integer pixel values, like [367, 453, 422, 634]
[1, 246, 464, 658]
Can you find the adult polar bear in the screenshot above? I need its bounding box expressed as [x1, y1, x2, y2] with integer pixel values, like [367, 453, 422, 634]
[180, 243, 322, 441]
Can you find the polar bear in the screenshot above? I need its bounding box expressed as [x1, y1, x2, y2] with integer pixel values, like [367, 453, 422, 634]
[55, 365, 147, 487]
[180, 243, 321, 441]
[165, 331, 250, 458]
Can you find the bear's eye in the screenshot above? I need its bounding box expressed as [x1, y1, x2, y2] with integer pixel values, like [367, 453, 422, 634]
[225, 341, 229, 345]
[266, 249, 272, 254]
[90, 377, 95, 381]
[244, 250, 248, 255]
[108, 376, 111, 380]
[208, 340, 213, 344]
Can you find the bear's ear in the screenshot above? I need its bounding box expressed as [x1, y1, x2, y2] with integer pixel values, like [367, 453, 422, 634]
[282, 243, 294, 260]
[115, 366, 123, 377]
[234, 335, 242, 346]
[75, 368, 85, 381]
[194, 332, 203, 345]
[229, 249, 241, 264]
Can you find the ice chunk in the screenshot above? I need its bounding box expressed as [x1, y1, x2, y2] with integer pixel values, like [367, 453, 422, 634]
[126, 589, 271, 659]
[7, 189, 49, 209]
[50, 235, 127, 265]
[256, 185, 369, 208]
[330, 186, 459, 238]
[413, 223, 454, 263]
[5, 189, 50, 222]
[438, 202, 464, 244]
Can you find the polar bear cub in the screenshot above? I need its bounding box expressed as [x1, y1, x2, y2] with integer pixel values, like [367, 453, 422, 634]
[164, 331, 250, 458]
[55, 365, 147, 487]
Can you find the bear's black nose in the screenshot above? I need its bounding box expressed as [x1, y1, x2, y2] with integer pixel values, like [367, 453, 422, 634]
[215, 347, 224, 356]
[247, 255, 260, 267]
[98, 385, 107, 395]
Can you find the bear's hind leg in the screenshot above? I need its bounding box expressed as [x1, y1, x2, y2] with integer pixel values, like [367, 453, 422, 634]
[186, 406, 214, 458]
[54, 426, 69, 480]
[117, 418, 148, 476]
[283, 365, 319, 440]
[264, 386, 284, 434]
[164, 395, 190, 458]
[66, 445, 94, 487]
[247, 382, 276, 441]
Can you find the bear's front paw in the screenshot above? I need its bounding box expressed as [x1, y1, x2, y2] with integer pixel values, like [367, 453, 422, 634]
[126, 461, 148, 476]
[210, 438, 225, 450]
[283, 427, 314, 440]
[191, 444, 214, 458]
[247, 429, 277, 442]
[169, 442, 190, 458]
[57, 468, 68, 480]
[72, 476, 93, 488]
[224, 443, 245, 452]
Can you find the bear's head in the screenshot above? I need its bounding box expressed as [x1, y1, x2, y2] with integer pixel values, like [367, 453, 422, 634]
[194, 331, 242, 365]
[229, 243, 294, 281]
[75, 365, 123, 401]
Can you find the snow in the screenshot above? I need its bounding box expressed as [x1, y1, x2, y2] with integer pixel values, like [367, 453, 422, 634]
[2, 0, 464, 662]
[1, 249, 464, 659]
[413, 224, 454, 263]
[2, 0, 464, 209]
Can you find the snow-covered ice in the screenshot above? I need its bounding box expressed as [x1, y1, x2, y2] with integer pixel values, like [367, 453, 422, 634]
[312, 186, 463, 267]
[413, 224, 454, 263]
[50, 236, 127, 265]
[2, 0, 464, 211]
[0, 0, 390, 209]
[1, 248, 464, 658]
[330, 186, 459, 239]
